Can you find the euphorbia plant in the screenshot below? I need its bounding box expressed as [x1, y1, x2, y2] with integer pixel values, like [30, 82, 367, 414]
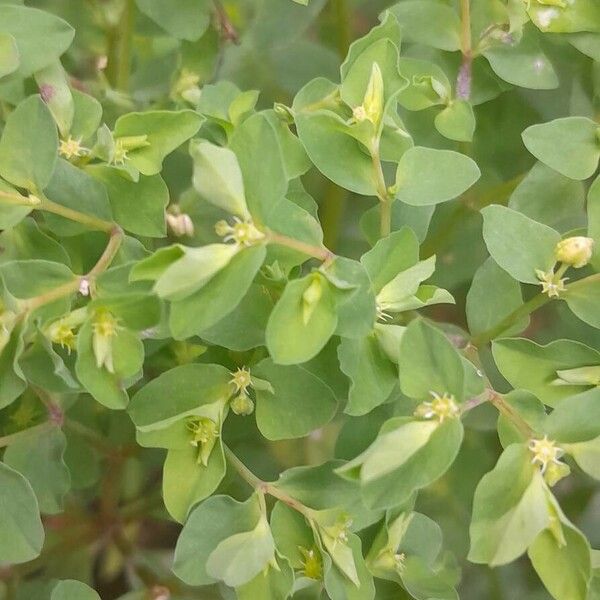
[0, 0, 600, 598]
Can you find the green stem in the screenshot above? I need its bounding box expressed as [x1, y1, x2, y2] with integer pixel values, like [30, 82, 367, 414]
[267, 232, 334, 262]
[370, 143, 392, 238]
[224, 446, 315, 518]
[490, 391, 533, 438]
[116, 0, 134, 91]
[18, 227, 124, 314]
[471, 292, 549, 347]
[39, 196, 115, 233]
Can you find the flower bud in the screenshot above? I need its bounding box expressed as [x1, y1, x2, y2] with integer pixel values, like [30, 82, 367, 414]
[554, 236, 594, 268]
[166, 207, 194, 237]
[273, 102, 294, 123]
[231, 391, 254, 416]
[362, 62, 384, 125]
[302, 276, 323, 325]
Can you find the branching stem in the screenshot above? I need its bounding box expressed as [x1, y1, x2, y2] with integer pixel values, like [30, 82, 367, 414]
[224, 446, 315, 519]
[267, 232, 334, 262]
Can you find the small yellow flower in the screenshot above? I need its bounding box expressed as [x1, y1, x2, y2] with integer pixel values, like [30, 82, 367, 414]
[299, 547, 323, 580]
[92, 309, 121, 373]
[187, 416, 219, 466]
[215, 217, 265, 247]
[48, 322, 76, 352]
[528, 435, 564, 475]
[414, 391, 460, 423]
[554, 236, 594, 269]
[536, 269, 567, 298]
[59, 136, 88, 160]
[230, 367, 252, 393]
[352, 62, 384, 126]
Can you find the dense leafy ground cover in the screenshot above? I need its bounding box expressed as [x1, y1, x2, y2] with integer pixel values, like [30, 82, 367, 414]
[0, 0, 600, 598]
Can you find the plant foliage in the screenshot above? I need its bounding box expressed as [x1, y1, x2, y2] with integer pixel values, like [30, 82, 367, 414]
[0, 0, 599, 598]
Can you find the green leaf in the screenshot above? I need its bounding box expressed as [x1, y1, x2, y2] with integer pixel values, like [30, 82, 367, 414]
[522, 117, 600, 180]
[44, 159, 112, 237]
[253, 358, 337, 440]
[0, 259, 73, 300]
[337, 415, 464, 510]
[468, 444, 550, 566]
[51, 580, 101, 600]
[545, 388, 600, 479]
[129, 363, 230, 431]
[206, 514, 275, 587]
[0, 319, 26, 409]
[340, 38, 406, 110]
[324, 534, 375, 600]
[397, 58, 451, 111]
[528, 0, 600, 33]
[266, 273, 338, 365]
[509, 162, 585, 232]
[0, 4, 74, 77]
[135, 0, 210, 41]
[0, 179, 31, 229]
[394, 147, 480, 206]
[153, 244, 240, 301]
[398, 319, 464, 401]
[481, 205, 560, 284]
[200, 283, 272, 351]
[492, 338, 600, 407]
[434, 100, 476, 142]
[325, 257, 376, 339]
[483, 26, 558, 90]
[293, 78, 376, 196]
[169, 245, 266, 339]
[0, 95, 58, 192]
[0, 32, 18, 78]
[236, 555, 294, 600]
[0, 461, 44, 564]
[388, 0, 461, 51]
[113, 110, 203, 176]
[162, 442, 226, 523]
[361, 227, 419, 292]
[341, 11, 401, 80]
[338, 334, 397, 416]
[75, 320, 143, 410]
[467, 258, 528, 337]
[4, 428, 70, 514]
[34, 60, 74, 138]
[563, 277, 600, 329]
[588, 175, 600, 270]
[173, 494, 261, 585]
[86, 166, 168, 237]
[189, 139, 250, 219]
[229, 112, 288, 222]
[0, 217, 70, 265]
[528, 514, 591, 600]
[70, 89, 102, 142]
